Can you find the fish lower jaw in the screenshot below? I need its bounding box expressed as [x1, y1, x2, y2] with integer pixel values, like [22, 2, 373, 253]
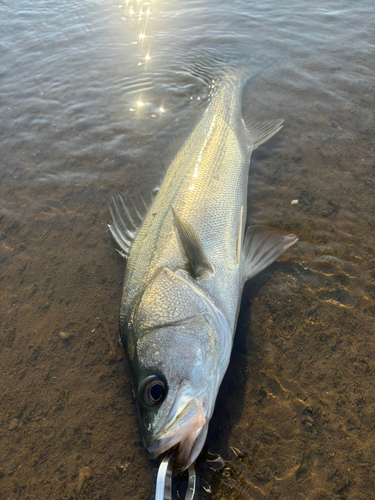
[148, 424, 205, 472]
[175, 426, 206, 471]
[148, 395, 207, 468]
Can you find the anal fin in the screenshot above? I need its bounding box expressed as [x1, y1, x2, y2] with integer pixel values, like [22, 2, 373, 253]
[243, 225, 298, 280]
[172, 207, 213, 279]
[244, 119, 284, 149]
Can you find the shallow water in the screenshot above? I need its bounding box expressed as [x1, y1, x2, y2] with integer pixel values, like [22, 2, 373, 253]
[1, 0, 375, 498]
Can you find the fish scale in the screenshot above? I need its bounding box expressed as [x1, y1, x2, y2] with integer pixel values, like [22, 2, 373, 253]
[123, 75, 249, 328]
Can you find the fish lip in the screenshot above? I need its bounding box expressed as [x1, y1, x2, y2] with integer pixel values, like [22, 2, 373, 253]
[148, 434, 179, 460]
[148, 427, 205, 471]
[147, 397, 206, 467]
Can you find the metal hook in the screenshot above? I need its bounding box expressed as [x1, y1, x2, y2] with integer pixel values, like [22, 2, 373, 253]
[155, 451, 174, 500]
[185, 463, 199, 500]
[155, 452, 199, 500]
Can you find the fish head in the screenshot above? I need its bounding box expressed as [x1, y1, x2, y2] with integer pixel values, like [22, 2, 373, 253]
[127, 267, 231, 470]
[133, 316, 223, 471]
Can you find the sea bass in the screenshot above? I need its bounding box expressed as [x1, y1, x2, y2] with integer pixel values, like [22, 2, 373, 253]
[108, 68, 297, 471]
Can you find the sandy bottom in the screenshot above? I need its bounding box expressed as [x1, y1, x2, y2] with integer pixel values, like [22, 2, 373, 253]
[1, 82, 375, 499]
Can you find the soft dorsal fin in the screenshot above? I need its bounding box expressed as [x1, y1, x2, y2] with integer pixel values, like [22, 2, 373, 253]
[244, 119, 284, 149]
[243, 225, 298, 280]
[107, 193, 148, 259]
[172, 207, 213, 279]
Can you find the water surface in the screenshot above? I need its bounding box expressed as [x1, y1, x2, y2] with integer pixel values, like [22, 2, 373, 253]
[1, 0, 374, 498]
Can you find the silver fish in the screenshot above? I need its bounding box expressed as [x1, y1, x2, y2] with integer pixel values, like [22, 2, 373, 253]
[108, 68, 297, 471]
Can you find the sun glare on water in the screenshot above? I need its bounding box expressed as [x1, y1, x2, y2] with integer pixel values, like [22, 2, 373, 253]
[120, 1, 169, 119]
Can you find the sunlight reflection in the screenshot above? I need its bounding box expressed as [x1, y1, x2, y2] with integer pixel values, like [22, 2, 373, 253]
[190, 115, 217, 181]
[119, 0, 159, 120]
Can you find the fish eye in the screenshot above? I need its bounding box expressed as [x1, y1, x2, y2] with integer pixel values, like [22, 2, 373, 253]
[140, 375, 167, 406]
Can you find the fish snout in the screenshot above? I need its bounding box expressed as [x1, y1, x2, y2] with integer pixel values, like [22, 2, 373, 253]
[147, 397, 206, 470]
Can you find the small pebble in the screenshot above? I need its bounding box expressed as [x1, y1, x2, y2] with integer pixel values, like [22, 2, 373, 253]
[59, 331, 73, 339]
[77, 466, 92, 492]
[9, 418, 19, 430]
[291, 199, 299, 205]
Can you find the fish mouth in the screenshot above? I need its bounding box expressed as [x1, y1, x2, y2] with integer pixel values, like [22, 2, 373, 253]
[147, 397, 206, 470]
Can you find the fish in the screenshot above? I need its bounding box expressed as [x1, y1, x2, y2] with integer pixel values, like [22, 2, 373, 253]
[108, 67, 298, 471]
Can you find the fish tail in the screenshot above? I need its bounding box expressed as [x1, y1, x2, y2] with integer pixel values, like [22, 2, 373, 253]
[223, 57, 279, 91]
[187, 45, 282, 93]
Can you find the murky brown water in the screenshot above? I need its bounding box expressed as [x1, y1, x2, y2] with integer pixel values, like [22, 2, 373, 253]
[1, 0, 374, 498]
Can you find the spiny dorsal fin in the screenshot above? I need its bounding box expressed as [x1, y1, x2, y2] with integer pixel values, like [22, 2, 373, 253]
[243, 225, 298, 280]
[107, 193, 147, 259]
[244, 119, 284, 149]
[172, 207, 213, 279]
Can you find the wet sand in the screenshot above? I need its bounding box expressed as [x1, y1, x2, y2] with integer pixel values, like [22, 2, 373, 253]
[2, 91, 374, 498]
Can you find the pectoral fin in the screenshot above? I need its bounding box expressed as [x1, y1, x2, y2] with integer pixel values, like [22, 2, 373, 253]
[172, 207, 213, 279]
[243, 225, 298, 280]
